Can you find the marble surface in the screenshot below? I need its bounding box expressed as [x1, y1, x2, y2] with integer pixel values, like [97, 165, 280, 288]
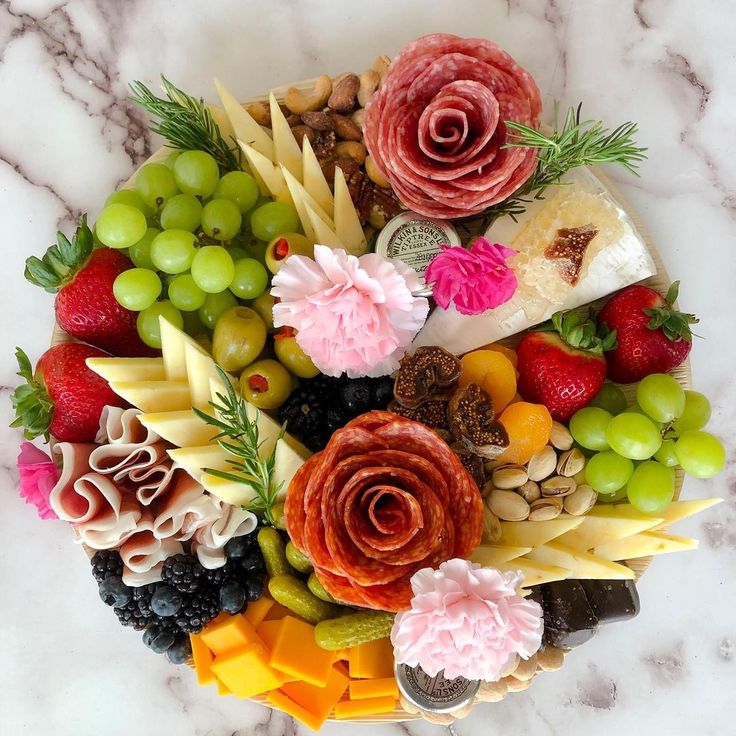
[1, 0, 734, 734]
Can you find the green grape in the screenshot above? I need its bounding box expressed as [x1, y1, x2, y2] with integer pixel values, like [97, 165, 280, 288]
[113, 268, 162, 311]
[136, 300, 183, 348]
[198, 290, 238, 330]
[589, 382, 628, 415]
[105, 189, 154, 220]
[636, 373, 686, 423]
[584, 451, 635, 494]
[674, 431, 726, 478]
[128, 227, 161, 270]
[230, 258, 269, 300]
[173, 150, 219, 198]
[606, 412, 662, 460]
[168, 274, 207, 311]
[95, 203, 148, 249]
[150, 230, 197, 274]
[135, 162, 179, 209]
[215, 171, 259, 213]
[164, 150, 181, 170]
[232, 232, 268, 263]
[250, 201, 300, 242]
[672, 390, 712, 433]
[596, 485, 629, 504]
[191, 246, 235, 293]
[160, 194, 203, 232]
[569, 407, 613, 451]
[627, 461, 675, 514]
[622, 404, 664, 431]
[654, 439, 679, 468]
[201, 198, 242, 241]
[227, 246, 248, 261]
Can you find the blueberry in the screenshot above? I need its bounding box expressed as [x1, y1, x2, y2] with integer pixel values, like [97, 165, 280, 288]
[239, 552, 265, 575]
[219, 581, 247, 614]
[339, 380, 372, 414]
[371, 377, 394, 408]
[245, 576, 265, 602]
[224, 532, 256, 559]
[142, 624, 176, 654]
[166, 635, 193, 664]
[98, 575, 132, 608]
[151, 585, 183, 617]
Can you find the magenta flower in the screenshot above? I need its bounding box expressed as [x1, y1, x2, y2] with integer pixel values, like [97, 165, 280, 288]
[17, 442, 60, 520]
[425, 237, 518, 315]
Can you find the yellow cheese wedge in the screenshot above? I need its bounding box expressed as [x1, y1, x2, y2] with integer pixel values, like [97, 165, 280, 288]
[109, 380, 191, 413]
[168, 445, 235, 482]
[525, 542, 635, 580]
[593, 531, 698, 561]
[495, 558, 570, 587]
[184, 342, 220, 410]
[138, 410, 216, 447]
[214, 78, 274, 160]
[207, 104, 235, 143]
[239, 141, 288, 201]
[470, 545, 533, 566]
[556, 510, 663, 552]
[647, 498, 722, 530]
[333, 167, 367, 256]
[160, 316, 202, 382]
[86, 357, 165, 383]
[302, 137, 334, 217]
[269, 92, 303, 182]
[306, 203, 346, 250]
[281, 165, 334, 242]
[498, 516, 584, 548]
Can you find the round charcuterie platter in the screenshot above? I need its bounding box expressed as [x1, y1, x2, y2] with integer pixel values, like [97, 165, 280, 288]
[13, 33, 724, 729]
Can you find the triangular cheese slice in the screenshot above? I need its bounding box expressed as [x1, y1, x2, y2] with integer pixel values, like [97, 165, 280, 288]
[306, 203, 346, 250]
[525, 542, 634, 580]
[495, 558, 570, 587]
[593, 531, 698, 561]
[86, 357, 165, 383]
[557, 509, 663, 552]
[281, 165, 334, 242]
[159, 317, 202, 382]
[649, 498, 722, 530]
[269, 92, 302, 182]
[108, 380, 191, 413]
[207, 104, 235, 143]
[138, 410, 217, 448]
[238, 141, 288, 201]
[302, 137, 334, 217]
[214, 78, 274, 160]
[470, 546, 533, 566]
[498, 516, 584, 548]
[201, 472, 259, 506]
[184, 342, 220, 411]
[168, 445, 234, 483]
[333, 167, 367, 256]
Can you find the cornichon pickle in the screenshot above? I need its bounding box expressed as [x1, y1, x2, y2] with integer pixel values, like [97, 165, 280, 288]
[268, 574, 341, 624]
[314, 610, 395, 650]
[271, 502, 287, 530]
[257, 527, 291, 577]
[285, 541, 313, 574]
[307, 572, 337, 603]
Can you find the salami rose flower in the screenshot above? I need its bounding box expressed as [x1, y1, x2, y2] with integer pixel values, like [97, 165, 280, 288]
[17, 441, 60, 520]
[425, 238, 518, 315]
[364, 33, 541, 219]
[271, 245, 429, 378]
[391, 558, 543, 681]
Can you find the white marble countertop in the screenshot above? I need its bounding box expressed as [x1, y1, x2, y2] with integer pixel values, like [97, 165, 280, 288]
[1, 1, 734, 734]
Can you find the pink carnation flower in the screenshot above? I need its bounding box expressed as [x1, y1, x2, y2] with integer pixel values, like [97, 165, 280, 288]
[17, 442, 60, 520]
[424, 237, 518, 315]
[271, 245, 429, 378]
[391, 558, 543, 682]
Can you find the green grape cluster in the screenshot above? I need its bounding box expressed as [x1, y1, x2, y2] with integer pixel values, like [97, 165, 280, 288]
[569, 374, 725, 514]
[94, 150, 300, 350]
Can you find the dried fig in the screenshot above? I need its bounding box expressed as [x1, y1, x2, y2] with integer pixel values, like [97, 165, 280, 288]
[448, 383, 510, 459]
[393, 346, 461, 408]
[388, 397, 450, 432]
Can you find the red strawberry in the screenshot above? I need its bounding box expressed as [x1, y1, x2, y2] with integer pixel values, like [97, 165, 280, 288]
[597, 282, 697, 383]
[517, 311, 616, 422]
[11, 344, 125, 442]
[24, 216, 154, 357]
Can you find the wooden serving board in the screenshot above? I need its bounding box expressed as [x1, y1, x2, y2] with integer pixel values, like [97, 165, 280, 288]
[50, 78, 690, 724]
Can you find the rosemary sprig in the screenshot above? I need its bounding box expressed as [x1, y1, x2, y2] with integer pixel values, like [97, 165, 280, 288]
[129, 76, 239, 171]
[192, 368, 285, 525]
[482, 103, 647, 226]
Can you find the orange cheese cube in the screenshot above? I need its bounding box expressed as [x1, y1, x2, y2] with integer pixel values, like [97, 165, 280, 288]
[268, 690, 324, 731]
[211, 642, 288, 698]
[256, 619, 283, 650]
[216, 678, 231, 696]
[334, 648, 350, 661]
[280, 663, 350, 728]
[269, 616, 335, 687]
[244, 596, 274, 629]
[190, 634, 215, 686]
[347, 638, 394, 679]
[200, 614, 262, 656]
[333, 695, 398, 719]
[349, 676, 399, 700]
[264, 601, 294, 621]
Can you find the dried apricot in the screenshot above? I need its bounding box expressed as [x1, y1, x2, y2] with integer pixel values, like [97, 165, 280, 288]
[496, 402, 553, 465]
[458, 350, 517, 413]
[477, 342, 518, 368]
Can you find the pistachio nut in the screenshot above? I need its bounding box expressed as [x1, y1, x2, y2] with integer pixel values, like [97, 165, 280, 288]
[563, 484, 598, 516]
[528, 497, 563, 521]
[516, 479, 541, 503]
[526, 445, 558, 481]
[488, 489, 530, 521]
[540, 475, 577, 497]
[482, 504, 502, 542]
[481, 481, 497, 499]
[492, 465, 529, 490]
[557, 447, 586, 477]
[550, 421, 574, 451]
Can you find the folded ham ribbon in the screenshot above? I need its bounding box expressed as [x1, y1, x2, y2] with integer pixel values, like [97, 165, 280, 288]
[49, 407, 256, 585]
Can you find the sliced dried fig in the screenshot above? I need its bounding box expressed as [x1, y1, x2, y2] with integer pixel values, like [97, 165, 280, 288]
[450, 441, 486, 488]
[448, 383, 509, 459]
[393, 346, 461, 409]
[388, 397, 450, 431]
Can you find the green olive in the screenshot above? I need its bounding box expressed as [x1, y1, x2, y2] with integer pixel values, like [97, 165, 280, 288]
[240, 358, 293, 409]
[274, 331, 319, 379]
[265, 233, 313, 274]
[212, 306, 267, 372]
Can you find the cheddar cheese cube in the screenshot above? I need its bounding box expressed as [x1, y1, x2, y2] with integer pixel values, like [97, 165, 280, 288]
[268, 690, 324, 731]
[190, 634, 215, 686]
[256, 619, 284, 650]
[200, 615, 262, 656]
[347, 637, 394, 679]
[211, 642, 288, 698]
[349, 676, 399, 700]
[216, 678, 231, 696]
[244, 597, 274, 629]
[269, 616, 335, 687]
[280, 663, 350, 728]
[333, 695, 398, 718]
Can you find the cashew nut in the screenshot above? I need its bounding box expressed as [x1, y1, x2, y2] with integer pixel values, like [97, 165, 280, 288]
[246, 101, 271, 126]
[350, 108, 366, 129]
[334, 140, 366, 165]
[283, 75, 332, 115]
[371, 54, 391, 86]
[365, 155, 390, 188]
[357, 69, 380, 107]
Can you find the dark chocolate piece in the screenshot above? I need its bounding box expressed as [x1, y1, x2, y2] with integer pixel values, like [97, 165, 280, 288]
[542, 580, 599, 649]
[580, 579, 640, 624]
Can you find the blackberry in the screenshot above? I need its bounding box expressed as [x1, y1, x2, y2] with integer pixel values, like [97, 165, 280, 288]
[114, 599, 153, 630]
[90, 550, 123, 583]
[175, 587, 220, 634]
[161, 554, 204, 593]
[280, 375, 340, 451]
[201, 564, 231, 588]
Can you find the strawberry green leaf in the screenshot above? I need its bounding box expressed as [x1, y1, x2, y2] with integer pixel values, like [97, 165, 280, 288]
[665, 280, 680, 306]
[10, 348, 53, 441]
[643, 283, 698, 344]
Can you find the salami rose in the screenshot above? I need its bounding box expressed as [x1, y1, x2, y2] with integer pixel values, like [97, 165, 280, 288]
[363, 33, 541, 219]
[284, 411, 484, 612]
